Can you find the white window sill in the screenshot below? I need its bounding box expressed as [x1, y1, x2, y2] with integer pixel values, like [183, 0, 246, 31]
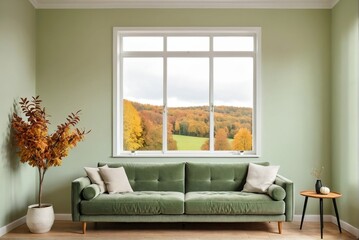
[113, 152, 260, 158]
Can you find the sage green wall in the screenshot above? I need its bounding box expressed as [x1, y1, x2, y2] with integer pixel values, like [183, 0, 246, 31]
[0, 0, 36, 229]
[332, 0, 359, 229]
[37, 9, 332, 215]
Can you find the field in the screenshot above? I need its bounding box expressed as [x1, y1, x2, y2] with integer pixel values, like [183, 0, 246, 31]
[173, 134, 234, 150]
[172, 134, 208, 150]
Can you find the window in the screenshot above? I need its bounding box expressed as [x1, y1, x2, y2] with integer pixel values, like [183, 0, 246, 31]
[113, 28, 261, 157]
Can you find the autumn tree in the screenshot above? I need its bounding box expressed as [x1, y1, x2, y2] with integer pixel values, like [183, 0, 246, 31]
[179, 121, 189, 135]
[136, 108, 177, 151]
[229, 122, 242, 138]
[201, 128, 230, 150]
[123, 100, 144, 151]
[215, 128, 231, 150]
[174, 121, 180, 134]
[140, 116, 162, 150]
[167, 122, 178, 150]
[232, 128, 252, 151]
[201, 139, 209, 150]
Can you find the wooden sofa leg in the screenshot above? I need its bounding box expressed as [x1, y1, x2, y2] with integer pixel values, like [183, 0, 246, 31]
[278, 221, 283, 234]
[82, 222, 87, 234]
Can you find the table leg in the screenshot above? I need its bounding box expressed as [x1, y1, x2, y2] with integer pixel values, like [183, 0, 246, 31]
[320, 198, 323, 239]
[300, 196, 308, 230]
[332, 198, 342, 233]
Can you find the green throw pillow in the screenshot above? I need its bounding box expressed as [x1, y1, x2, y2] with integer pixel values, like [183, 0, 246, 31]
[82, 184, 101, 200]
[267, 184, 286, 201]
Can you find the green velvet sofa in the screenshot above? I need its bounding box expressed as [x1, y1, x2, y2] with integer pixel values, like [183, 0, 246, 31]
[72, 162, 293, 234]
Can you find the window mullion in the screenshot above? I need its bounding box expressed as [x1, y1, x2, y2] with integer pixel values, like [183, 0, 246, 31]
[119, 36, 124, 153]
[163, 36, 168, 153]
[209, 36, 214, 152]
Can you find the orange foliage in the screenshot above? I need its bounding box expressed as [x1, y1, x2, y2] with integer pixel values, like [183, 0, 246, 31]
[201, 128, 231, 151]
[214, 128, 231, 151]
[12, 96, 88, 207]
[123, 100, 144, 151]
[232, 128, 252, 151]
[201, 139, 209, 150]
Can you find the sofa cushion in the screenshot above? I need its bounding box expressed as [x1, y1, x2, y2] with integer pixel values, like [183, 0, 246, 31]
[84, 165, 108, 193]
[99, 167, 133, 194]
[82, 184, 101, 200]
[186, 162, 269, 192]
[267, 184, 286, 201]
[98, 163, 185, 193]
[185, 192, 285, 215]
[81, 191, 184, 215]
[242, 163, 280, 193]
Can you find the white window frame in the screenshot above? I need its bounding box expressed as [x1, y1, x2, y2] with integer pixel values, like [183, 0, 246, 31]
[113, 27, 261, 157]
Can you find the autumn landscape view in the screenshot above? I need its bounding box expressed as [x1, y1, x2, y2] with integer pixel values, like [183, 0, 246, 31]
[123, 100, 253, 151]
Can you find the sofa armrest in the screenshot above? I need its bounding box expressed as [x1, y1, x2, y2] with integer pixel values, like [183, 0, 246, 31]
[275, 174, 294, 222]
[71, 176, 91, 222]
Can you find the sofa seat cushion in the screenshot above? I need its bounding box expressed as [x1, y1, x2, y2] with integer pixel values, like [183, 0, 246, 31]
[185, 192, 285, 215]
[81, 191, 184, 215]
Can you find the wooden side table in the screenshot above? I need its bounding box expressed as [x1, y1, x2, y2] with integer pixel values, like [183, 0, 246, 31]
[300, 190, 342, 239]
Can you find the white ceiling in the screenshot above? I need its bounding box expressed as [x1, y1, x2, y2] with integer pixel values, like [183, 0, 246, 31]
[29, 0, 340, 9]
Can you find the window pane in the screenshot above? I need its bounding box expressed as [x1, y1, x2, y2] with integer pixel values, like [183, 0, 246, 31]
[213, 57, 253, 151]
[123, 58, 163, 151]
[167, 37, 209, 51]
[167, 58, 210, 151]
[122, 37, 163, 51]
[213, 36, 254, 51]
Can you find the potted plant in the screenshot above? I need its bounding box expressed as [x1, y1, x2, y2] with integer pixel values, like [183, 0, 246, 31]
[12, 96, 88, 233]
[311, 166, 324, 194]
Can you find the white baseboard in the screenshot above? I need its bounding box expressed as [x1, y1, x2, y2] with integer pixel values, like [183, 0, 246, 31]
[334, 216, 359, 238]
[1, 214, 358, 238]
[294, 214, 359, 238]
[0, 216, 26, 237]
[0, 214, 69, 237]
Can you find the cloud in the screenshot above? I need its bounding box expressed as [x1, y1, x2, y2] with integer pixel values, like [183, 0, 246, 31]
[123, 57, 253, 108]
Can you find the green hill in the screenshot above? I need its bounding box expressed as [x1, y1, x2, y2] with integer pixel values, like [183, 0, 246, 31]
[172, 135, 208, 150]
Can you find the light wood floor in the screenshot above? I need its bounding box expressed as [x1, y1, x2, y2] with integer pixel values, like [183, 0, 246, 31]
[1, 220, 356, 239]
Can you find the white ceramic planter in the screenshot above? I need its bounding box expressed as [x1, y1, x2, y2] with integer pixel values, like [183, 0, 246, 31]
[26, 204, 55, 234]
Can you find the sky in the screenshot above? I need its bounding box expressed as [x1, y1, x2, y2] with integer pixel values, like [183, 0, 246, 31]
[122, 36, 254, 108]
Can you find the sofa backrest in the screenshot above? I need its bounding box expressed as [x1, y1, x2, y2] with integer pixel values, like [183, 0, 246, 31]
[98, 162, 185, 193]
[186, 162, 269, 192]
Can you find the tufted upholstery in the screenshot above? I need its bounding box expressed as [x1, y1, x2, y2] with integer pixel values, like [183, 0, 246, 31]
[185, 191, 285, 215]
[185, 162, 269, 192]
[98, 162, 185, 193]
[81, 191, 184, 215]
[72, 161, 294, 231]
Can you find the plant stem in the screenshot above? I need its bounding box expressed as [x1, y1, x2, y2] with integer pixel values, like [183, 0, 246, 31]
[38, 167, 42, 208]
[38, 166, 47, 208]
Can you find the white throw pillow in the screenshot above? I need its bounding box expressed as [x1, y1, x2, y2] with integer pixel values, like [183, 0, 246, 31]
[84, 165, 108, 193]
[99, 167, 133, 194]
[242, 163, 280, 193]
